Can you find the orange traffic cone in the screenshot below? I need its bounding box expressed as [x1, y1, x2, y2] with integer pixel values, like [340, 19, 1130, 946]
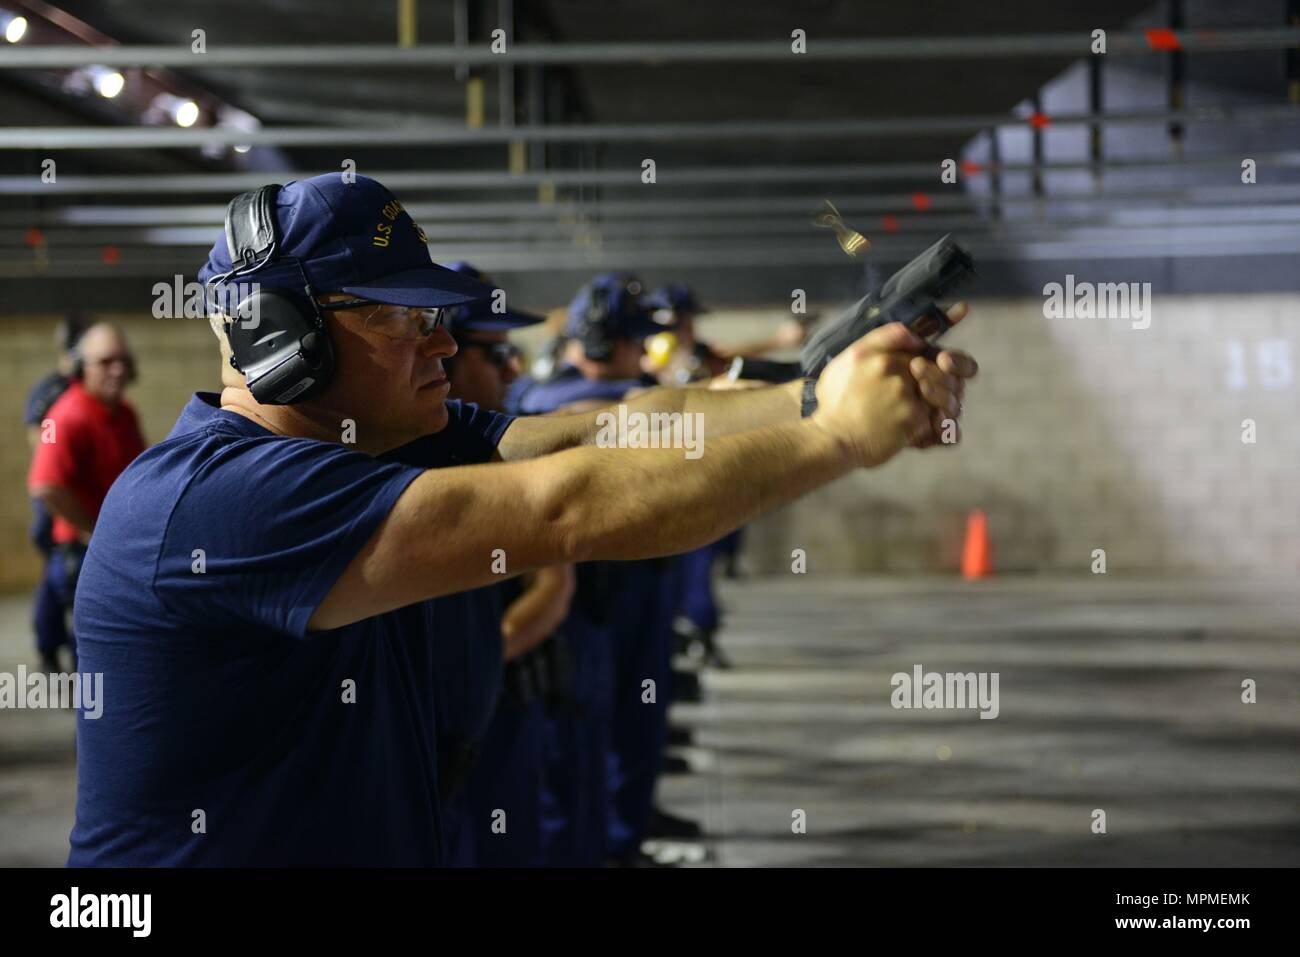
[961, 509, 993, 580]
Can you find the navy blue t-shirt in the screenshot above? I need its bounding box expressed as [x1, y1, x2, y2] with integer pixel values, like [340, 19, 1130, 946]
[68, 394, 511, 867]
[503, 364, 675, 651]
[24, 370, 72, 552]
[24, 369, 71, 427]
[382, 415, 514, 753]
[505, 365, 644, 416]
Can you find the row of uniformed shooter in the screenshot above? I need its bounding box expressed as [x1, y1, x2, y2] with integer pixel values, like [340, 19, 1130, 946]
[37, 173, 975, 866]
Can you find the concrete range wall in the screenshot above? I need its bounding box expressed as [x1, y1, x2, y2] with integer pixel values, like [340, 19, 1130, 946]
[0, 293, 1295, 589]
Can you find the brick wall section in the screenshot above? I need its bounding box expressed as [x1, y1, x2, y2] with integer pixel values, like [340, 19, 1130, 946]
[700, 294, 1300, 577]
[0, 295, 1295, 589]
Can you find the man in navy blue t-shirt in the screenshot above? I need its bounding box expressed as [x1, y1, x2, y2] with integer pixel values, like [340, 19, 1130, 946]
[68, 173, 979, 866]
[507, 274, 678, 866]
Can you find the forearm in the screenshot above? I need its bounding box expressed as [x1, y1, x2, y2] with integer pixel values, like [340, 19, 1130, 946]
[623, 378, 802, 435]
[32, 484, 95, 537]
[315, 321, 957, 632]
[542, 417, 853, 564]
[502, 565, 575, 661]
[497, 379, 803, 461]
[314, 422, 850, 631]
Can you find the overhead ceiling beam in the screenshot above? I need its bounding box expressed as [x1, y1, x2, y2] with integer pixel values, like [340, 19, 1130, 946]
[2, 105, 1294, 149]
[2, 150, 1298, 194]
[8, 206, 1298, 250]
[5, 223, 1300, 280]
[8, 184, 1300, 226]
[2, 29, 1298, 68]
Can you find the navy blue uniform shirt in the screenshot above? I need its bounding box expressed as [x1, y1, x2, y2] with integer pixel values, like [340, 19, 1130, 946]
[504, 366, 670, 648]
[505, 365, 645, 417]
[382, 416, 514, 757]
[68, 393, 511, 867]
[24, 369, 71, 428]
[24, 369, 72, 552]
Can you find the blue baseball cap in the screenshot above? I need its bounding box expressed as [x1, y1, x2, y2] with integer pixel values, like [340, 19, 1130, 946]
[564, 274, 665, 341]
[197, 174, 493, 308]
[645, 282, 708, 315]
[441, 262, 545, 332]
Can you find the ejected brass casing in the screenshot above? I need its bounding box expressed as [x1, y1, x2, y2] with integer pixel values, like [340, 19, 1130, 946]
[810, 199, 869, 258]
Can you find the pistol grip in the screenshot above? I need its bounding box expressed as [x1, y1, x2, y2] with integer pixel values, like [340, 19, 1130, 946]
[907, 303, 952, 344]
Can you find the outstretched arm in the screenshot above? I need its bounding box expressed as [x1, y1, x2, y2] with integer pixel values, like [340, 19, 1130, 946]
[310, 323, 949, 631]
[496, 308, 975, 462]
[494, 378, 805, 461]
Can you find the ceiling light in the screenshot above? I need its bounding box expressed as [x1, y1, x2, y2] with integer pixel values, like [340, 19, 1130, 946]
[217, 105, 261, 155]
[151, 93, 202, 128]
[87, 65, 125, 99]
[174, 99, 199, 127]
[2, 12, 28, 43]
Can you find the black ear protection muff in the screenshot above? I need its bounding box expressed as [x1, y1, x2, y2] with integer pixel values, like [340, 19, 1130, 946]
[207, 184, 336, 405]
[575, 284, 616, 362]
[66, 318, 87, 380]
[62, 312, 88, 355]
[576, 277, 647, 362]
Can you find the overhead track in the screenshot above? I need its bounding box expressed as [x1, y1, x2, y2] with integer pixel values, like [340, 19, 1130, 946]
[2, 105, 1295, 149]
[1, 29, 1298, 69]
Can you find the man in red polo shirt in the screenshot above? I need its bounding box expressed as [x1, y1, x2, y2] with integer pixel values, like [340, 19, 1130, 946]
[27, 322, 146, 670]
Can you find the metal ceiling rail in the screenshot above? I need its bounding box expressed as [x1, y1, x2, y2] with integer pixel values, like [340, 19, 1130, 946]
[3, 105, 1295, 149]
[4, 152, 1298, 194]
[361, 231, 1300, 264]
[6, 223, 1300, 280]
[10, 183, 1300, 226]
[9, 206, 1298, 248]
[9, 206, 1298, 245]
[77, 194, 1300, 230]
[2, 30, 1298, 69]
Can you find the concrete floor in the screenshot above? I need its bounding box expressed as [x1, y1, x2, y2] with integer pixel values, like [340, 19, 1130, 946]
[1, 577, 1297, 867]
[661, 576, 1300, 867]
[0, 594, 77, 868]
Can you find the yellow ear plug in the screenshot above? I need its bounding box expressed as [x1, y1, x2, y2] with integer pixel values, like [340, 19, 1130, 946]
[644, 331, 679, 371]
